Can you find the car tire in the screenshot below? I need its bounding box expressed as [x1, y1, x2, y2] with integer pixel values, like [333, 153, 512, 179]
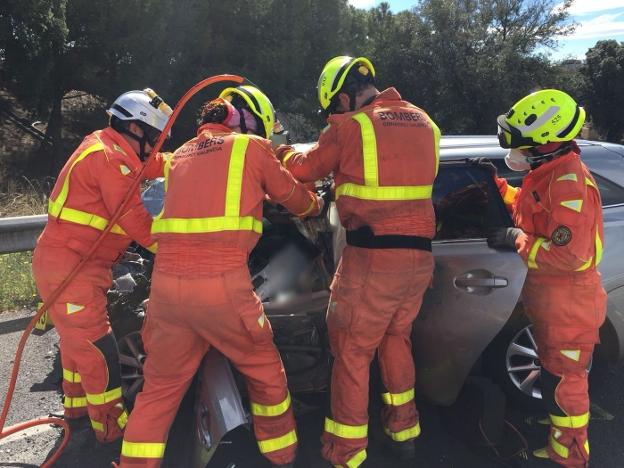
[112, 312, 145, 409]
[483, 312, 545, 411]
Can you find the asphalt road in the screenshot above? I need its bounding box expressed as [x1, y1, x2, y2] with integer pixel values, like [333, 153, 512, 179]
[0, 309, 622, 468]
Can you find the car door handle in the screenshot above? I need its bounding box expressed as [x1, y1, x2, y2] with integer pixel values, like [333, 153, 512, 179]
[454, 270, 508, 292]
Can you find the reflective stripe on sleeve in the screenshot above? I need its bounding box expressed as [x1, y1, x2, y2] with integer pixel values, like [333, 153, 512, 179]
[121, 441, 166, 459]
[381, 388, 415, 406]
[257, 429, 297, 454]
[86, 387, 122, 405]
[556, 173, 578, 182]
[384, 422, 421, 442]
[595, 231, 603, 265]
[549, 412, 589, 429]
[324, 418, 368, 439]
[527, 237, 547, 269]
[560, 199, 583, 213]
[63, 369, 81, 383]
[251, 393, 292, 417]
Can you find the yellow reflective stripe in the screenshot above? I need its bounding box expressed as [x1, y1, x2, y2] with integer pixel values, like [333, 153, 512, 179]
[527, 237, 547, 269]
[48, 203, 127, 235]
[503, 185, 519, 205]
[550, 412, 589, 428]
[335, 183, 432, 201]
[381, 388, 415, 406]
[384, 422, 421, 442]
[556, 173, 578, 182]
[63, 396, 87, 408]
[257, 429, 297, 454]
[585, 176, 596, 188]
[584, 440, 590, 455]
[251, 393, 291, 417]
[63, 369, 81, 383]
[339, 448, 367, 468]
[91, 419, 104, 432]
[595, 231, 603, 265]
[121, 441, 166, 459]
[48, 142, 105, 216]
[146, 242, 158, 254]
[86, 387, 122, 405]
[324, 418, 368, 439]
[550, 434, 569, 459]
[352, 113, 379, 187]
[560, 199, 583, 213]
[225, 136, 249, 217]
[118, 410, 129, 429]
[151, 216, 262, 234]
[282, 150, 296, 165]
[576, 256, 593, 271]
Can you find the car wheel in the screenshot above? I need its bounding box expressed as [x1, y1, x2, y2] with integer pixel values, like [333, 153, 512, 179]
[484, 314, 544, 410]
[112, 313, 145, 408]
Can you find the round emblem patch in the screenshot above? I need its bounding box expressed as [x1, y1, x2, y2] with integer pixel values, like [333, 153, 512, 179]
[551, 225, 572, 246]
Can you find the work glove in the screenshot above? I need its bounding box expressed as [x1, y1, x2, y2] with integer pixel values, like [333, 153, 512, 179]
[487, 227, 523, 250]
[468, 157, 497, 178]
[275, 144, 296, 163]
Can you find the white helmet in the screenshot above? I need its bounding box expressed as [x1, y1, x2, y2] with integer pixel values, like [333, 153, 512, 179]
[107, 88, 172, 133]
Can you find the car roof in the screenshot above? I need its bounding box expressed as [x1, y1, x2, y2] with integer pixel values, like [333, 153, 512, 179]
[439, 136, 606, 160]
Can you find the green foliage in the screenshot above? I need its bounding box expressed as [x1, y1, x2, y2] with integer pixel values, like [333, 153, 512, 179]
[0, 252, 38, 311]
[0, 0, 581, 166]
[582, 40, 624, 143]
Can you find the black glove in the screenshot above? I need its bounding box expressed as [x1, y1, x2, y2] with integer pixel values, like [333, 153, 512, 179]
[487, 227, 523, 250]
[468, 157, 497, 178]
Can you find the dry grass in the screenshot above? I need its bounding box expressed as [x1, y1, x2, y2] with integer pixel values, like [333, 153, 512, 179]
[0, 181, 45, 311]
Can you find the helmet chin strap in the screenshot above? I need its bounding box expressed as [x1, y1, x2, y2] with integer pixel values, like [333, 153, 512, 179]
[527, 142, 573, 170]
[117, 125, 150, 161]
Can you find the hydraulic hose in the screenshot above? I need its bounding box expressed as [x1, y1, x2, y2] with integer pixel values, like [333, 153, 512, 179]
[0, 74, 246, 466]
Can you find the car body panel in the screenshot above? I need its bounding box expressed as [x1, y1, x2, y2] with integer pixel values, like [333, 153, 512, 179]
[414, 241, 527, 405]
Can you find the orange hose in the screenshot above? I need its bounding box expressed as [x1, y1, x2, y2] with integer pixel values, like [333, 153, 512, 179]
[0, 74, 246, 466]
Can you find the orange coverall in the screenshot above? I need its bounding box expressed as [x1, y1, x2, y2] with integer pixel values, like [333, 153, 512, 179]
[496, 144, 606, 467]
[281, 88, 439, 467]
[119, 123, 319, 467]
[32, 127, 165, 442]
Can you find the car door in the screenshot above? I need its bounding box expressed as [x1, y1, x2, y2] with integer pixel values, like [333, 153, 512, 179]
[412, 161, 527, 406]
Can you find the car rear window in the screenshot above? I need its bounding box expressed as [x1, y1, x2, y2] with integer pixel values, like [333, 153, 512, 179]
[434, 163, 512, 240]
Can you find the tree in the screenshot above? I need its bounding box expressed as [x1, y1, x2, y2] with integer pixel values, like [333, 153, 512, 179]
[582, 40, 624, 143]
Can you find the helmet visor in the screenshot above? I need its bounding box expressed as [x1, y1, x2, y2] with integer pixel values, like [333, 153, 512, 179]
[497, 115, 512, 149]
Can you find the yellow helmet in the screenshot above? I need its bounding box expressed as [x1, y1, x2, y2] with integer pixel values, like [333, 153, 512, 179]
[497, 89, 585, 149]
[317, 56, 376, 113]
[219, 85, 275, 139]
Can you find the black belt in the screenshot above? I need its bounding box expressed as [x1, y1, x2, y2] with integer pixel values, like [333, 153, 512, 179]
[346, 226, 432, 251]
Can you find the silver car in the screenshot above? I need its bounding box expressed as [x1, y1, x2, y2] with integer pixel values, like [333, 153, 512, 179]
[108, 136, 624, 466]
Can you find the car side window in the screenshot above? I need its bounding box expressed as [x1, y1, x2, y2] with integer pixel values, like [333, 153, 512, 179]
[433, 163, 512, 240]
[591, 173, 624, 207]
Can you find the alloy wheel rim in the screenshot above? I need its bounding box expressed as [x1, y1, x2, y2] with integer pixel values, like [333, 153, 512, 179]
[506, 325, 543, 399]
[118, 331, 145, 403]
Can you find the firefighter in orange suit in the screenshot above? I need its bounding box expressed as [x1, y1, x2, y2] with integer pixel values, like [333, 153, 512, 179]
[118, 85, 322, 468]
[32, 89, 172, 443]
[487, 89, 606, 468]
[275, 56, 440, 467]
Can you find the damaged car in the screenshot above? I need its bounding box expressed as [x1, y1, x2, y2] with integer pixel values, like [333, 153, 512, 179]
[99, 136, 624, 466]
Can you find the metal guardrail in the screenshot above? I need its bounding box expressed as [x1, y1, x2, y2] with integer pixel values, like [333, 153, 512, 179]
[0, 215, 47, 254]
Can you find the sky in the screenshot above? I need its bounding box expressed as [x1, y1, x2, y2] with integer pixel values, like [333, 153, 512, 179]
[348, 0, 624, 60]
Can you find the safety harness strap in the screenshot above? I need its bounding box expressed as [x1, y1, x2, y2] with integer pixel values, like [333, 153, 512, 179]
[346, 226, 431, 251]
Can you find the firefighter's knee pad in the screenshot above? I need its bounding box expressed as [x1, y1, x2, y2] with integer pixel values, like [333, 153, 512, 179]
[93, 332, 122, 391]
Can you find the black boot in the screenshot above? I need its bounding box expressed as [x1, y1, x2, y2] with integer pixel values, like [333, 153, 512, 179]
[384, 438, 416, 461]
